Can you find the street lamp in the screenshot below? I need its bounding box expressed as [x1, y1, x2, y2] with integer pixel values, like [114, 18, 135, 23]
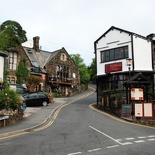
[126, 58, 133, 119]
[126, 58, 132, 78]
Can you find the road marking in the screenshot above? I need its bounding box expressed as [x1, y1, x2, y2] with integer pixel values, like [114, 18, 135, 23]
[138, 136, 146, 139]
[115, 139, 122, 141]
[125, 137, 135, 140]
[87, 148, 101, 152]
[107, 145, 119, 148]
[68, 152, 82, 155]
[121, 142, 133, 145]
[0, 132, 29, 140]
[147, 138, 155, 141]
[134, 140, 145, 143]
[34, 120, 54, 131]
[148, 135, 155, 138]
[89, 126, 122, 145]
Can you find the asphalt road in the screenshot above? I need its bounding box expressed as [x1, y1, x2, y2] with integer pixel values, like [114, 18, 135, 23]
[0, 87, 155, 155]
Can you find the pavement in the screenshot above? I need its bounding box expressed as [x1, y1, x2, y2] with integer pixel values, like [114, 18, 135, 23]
[0, 88, 94, 137]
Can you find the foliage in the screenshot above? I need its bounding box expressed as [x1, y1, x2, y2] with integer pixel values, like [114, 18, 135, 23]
[0, 20, 27, 51]
[88, 58, 96, 83]
[26, 75, 43, 92]
[0, 20, 27, 43]
[0, 88, 22, 110]
[16, 58, 29, 84]
[70, 54, 90, 84]
[53, 92, 62, 98]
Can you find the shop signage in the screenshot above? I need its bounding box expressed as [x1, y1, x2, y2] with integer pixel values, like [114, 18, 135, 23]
[105, 62, 122, 73]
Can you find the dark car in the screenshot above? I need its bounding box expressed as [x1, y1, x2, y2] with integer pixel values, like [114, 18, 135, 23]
[22, 92, 49, 107]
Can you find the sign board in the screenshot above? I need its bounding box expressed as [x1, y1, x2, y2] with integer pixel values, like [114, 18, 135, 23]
[131, 88, 144, 100]
[121, 105, 131, 118]
[105, 62, 122, 73]
[144, 103, 153, 117]
[42, 74, 46, 80]
[135, 103, 143, 117]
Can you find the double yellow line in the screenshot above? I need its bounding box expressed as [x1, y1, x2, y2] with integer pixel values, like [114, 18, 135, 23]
[34, 87, 96, 132]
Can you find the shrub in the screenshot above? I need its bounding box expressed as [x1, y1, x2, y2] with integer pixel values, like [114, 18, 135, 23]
[0, 88, 22, 110]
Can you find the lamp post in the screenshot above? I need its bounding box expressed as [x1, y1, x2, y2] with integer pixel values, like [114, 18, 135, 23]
[126, 58, 132, 78]
[126, 58, 133, 119]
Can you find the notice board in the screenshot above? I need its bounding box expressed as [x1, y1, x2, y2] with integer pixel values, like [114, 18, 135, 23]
[135, 103, 143, 117]
[144, 103, 153, 117]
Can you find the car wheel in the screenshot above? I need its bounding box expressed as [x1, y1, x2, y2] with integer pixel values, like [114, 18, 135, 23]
[42, 101, 48, 107]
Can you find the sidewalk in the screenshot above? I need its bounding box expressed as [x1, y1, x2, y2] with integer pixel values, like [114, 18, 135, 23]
[0, 88, 94, 136]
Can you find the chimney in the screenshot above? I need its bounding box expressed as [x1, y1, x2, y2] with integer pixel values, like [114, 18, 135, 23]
[33, 36, 40, 52]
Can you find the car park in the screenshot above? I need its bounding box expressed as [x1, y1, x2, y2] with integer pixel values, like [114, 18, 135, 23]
[22, 92, 49, 107]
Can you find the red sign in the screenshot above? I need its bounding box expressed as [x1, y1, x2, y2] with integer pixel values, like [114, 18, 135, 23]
[42, 74, 46, 80]
[105, 62, 122, 73]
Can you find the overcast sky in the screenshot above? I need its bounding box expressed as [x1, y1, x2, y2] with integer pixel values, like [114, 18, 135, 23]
[1, 0, 155, 66]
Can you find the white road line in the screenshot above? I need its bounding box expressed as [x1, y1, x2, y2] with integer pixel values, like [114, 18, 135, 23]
[147, 138, 155, 141]
[134, 140, 145, 143]
[115, 139, 122, 141]
[107, 145, 119, 148]
[89, 126, 122, 145]
[138, 136, 146, 139]
[148, 135, 155, 138]
[125, 138, 135, 140]
[68, 152, 82, 155]
[87, 148, 101, 152]
[121, 142, 133, 145]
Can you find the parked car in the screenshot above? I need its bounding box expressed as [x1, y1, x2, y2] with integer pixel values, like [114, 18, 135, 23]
[22, 92, 49, 107]
[9, 84, 28, 94]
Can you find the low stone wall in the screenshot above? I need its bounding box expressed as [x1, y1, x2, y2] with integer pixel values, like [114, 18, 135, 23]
[0, 108, 23, 127]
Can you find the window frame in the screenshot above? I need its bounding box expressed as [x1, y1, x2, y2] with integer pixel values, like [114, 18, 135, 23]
[101, 46, 129, 63]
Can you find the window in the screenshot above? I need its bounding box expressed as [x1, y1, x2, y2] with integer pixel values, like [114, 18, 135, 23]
[101, 46, 128, 62]
[9, 52, 17, 70]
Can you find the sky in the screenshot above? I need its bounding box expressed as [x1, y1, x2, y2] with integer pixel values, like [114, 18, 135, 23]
[1, 0, 155, 66]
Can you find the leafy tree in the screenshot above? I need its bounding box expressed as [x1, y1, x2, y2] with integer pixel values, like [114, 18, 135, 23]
[0, 20, 27, 51]
[0, 20, 27, 43]
[26, 75, 43, 92]
[16, 58, 29, 84]
[70, 54, 90, 84]
[88, 58, 96, 83]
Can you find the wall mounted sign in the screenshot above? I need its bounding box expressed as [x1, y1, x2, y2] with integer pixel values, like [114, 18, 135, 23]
[105, 62, 122, 73]
[135, 103, 143, 117]
[144, 103, 153, 117]
[131, 88, 144, 100]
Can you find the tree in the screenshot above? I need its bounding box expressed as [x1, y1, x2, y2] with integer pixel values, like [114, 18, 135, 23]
[88, 58, 96, 83]
[70, 54, 90, 84]
[0, 20, 27, 51]
[16, 58, 29, 84]
[26, 75, 43, 92]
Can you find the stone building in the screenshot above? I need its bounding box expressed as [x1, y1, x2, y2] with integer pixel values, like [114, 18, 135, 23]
[15, 36, 80, 96]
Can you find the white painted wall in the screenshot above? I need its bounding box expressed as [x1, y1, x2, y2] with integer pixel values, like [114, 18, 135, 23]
[96, 29, 132, 76]
[133, 35, 152, 71]
[0, 56, 4, 81]
[96, 28, 153, 76]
